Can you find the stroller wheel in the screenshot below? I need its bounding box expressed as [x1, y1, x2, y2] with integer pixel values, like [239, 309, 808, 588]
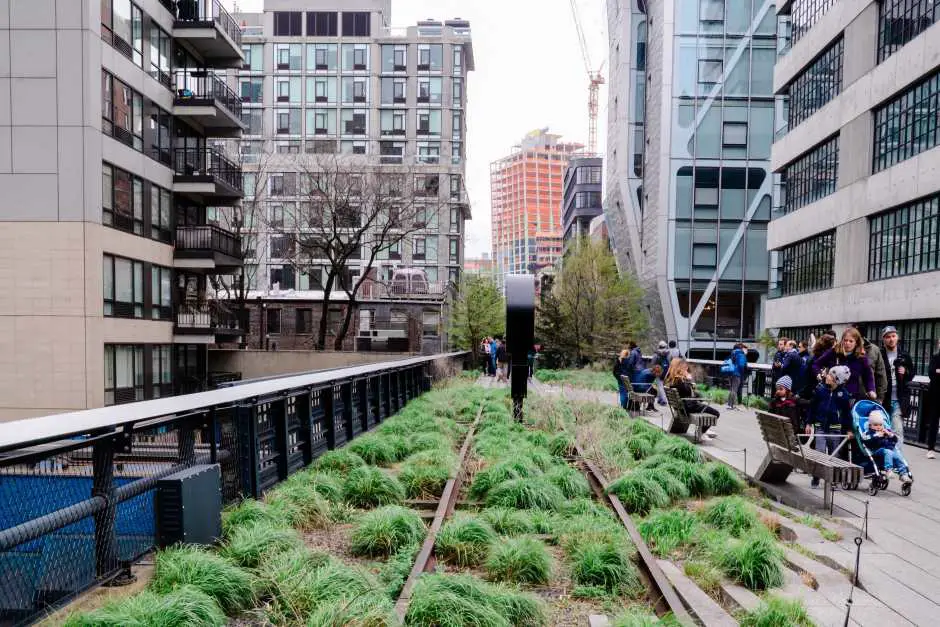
[868, 484, 879, 496]
[841, 479, 854, 490]
[901, 483, 912, 496]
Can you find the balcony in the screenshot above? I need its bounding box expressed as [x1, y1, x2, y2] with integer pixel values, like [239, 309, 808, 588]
[171, 0, 244, 68]
[173, 70, 245, 137]
[173, 147, 243, 202]
[174, 225, 243, 271]
[175, 303, 244, 342]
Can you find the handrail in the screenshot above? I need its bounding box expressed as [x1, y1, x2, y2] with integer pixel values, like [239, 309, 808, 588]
[0, 352, 467, 451]
[173, 146, 243, 191]
[174, 0, 242, 47]
[175, 224, 241, 258]
[173, 69, 242, 119]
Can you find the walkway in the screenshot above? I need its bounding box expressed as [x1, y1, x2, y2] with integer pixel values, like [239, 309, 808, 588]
[527, 380, 940, 627]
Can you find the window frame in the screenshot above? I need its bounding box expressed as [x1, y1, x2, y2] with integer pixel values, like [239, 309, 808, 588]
[103, 253, 145, 318]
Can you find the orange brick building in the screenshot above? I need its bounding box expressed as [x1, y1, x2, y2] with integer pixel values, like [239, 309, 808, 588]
[490, 129, 583, 281]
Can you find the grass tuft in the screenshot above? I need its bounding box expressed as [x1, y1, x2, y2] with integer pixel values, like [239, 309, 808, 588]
[607, 473, 670, 515]
[343, 465, 406, 508]
[436, 514, 496, 566]
[348, 435, 399, 466]
[263, 556, 382, 624]
[611, 607, 681, 626]
[265, 483, 332, 530]
[220, 499, 278, 538]
[469, 459, 539, 499]
[544, 465, 591, 499]
[282, 470, 344, 503]
[638, 509, 699, 557]
[739, 595, 814, 627]
[485, 477, 564, 511]
[701, 496, 759, 537]
[405, 573, 545, 627]
[636, 469, 690, 501]
[653, 438, 701, 464]
[706, 462, 745, 495]
[305, 592, 398, 627]
[716, 534, 785, 590]
[683, 560, 723, 598]
[480, 507, 536, 536]
[315, 449, 367, 473]
[349, 505, 426, 557]
[150, 545, 257, 614]
[626, 435, 655, 460]
[484, 537, 552, 585]
[569, 541, 641, 594]
[64, 585, 225, 627]
[219, 521, 302, 568]
[548, 432, 577, 457]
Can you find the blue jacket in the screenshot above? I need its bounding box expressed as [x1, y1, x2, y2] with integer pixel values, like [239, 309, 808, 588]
[782, 349, 803, 382]
[862, 428, 898, 452]
[808, 383, 853, 432]
[624, 348, 644, 376]
[730, 348, 748, 377]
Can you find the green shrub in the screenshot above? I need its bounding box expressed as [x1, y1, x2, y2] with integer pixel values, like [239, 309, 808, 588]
[379, 544, 419, 598]
[219, 521, 302, 568]
[265, 483, 332, 530]
[636, 469, 689, 502]
[653, 438, 701, 464]
[485, 477, 564, 511]
[305, 592, 398, 627]
[662, 461, 712, 497]
[744, 396, 770, 411]
[220, 499, 277, 538]
[436, 515, 496, 566]
[409, 432, 453, 454]
[315, 449, 367, 473]
[701, 496, 758, 537]
[523, 448, 556, 472]
[481, 507, 536, 536]
[683, 560, 723, 597]
[469, 459, 539, 499]
[400, 461, 451, 499]
[544, 465, 591, 499]
[717, 535, 785, 590]
[638, 509, 699, 557]
[283, 470, 344, 503]
[626, 436, 655, 460]
[740, 595, 814, 627]
[548, 432, 576, 457]
[405, 574, 545, 627]
[349, 505, 425, 557]
[706, 462, 745, 495]
[264, 556, 382, 624]
[611, 607, 681, 626]
[484, 537, 552, 585]
[343, 465, 405, 508]
[64, 585, 225, 627]
[348, 435, 399, 466]
[607, 473, 670, 515]
[569, 541, 641, 594]
[559, 498, 610, 518]
[150, 546, 256, 614]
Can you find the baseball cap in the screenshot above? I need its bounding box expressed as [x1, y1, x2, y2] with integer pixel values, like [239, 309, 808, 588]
[882, 325, 898, 337]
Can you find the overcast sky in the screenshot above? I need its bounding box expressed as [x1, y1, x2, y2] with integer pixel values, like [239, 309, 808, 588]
[227, 0, 608, 258]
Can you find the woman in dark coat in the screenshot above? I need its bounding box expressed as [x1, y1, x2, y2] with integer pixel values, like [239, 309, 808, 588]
[924, 341, 940, 459]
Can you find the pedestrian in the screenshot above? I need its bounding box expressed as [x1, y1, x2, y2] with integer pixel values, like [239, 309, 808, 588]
[771, 338, 788, 387]
[770, 375, 806, 438]
[923, 340, 940, 459]
[667, 340, 683, 362]
[879, 325, 914, 450]
[807, 365, 854, 488]
[725, 343, 748, 410]
[489, 337, 498, 377]
[665, 358, 719, 440]
[851, 324, 888, 405]
[812, 328, 877, 402]
[481, 337, 492, 375]
[782, 340, 803, 387]
[625, 341, 644, 381]
[635, 365, 664, 412]
[495, 339, 508, 383]
[800, 333, 837, 398]
[613, 348, 630, 410]
[654, 341, 670, 406]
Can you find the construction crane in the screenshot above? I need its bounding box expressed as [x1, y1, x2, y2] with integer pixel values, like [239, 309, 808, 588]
[569, 0, 606, 155]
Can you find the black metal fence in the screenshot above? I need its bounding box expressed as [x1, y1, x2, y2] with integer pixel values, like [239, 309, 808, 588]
[175, 225, 241, 259]
[173, 147, 243, 192]
[0, 353, 464, 625]
[173, 0, 243, 47]
[173, 70, 243, 120]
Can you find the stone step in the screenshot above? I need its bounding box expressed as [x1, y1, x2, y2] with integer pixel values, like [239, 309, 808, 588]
[656, 560, 737, 627]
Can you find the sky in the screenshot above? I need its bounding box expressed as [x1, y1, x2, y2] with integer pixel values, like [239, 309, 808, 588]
[226, 0, 608, 258]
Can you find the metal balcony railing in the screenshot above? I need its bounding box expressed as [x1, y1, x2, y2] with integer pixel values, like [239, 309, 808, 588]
[173, 69, 242, 120]
[175, 225, 242, 259]
[175, 304, 241, 332]
[173, 147, 243, 192]
[174, 0, 242, 47]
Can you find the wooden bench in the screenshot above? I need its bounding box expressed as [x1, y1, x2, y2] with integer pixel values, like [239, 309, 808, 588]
[622, 376, 654, 414]
[664, 387, 718, 443]
[754, 410, 862, 511]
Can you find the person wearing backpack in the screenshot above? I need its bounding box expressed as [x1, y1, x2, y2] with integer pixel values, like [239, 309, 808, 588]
[723, 343, 748, 410]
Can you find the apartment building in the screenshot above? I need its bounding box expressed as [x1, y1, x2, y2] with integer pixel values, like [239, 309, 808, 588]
[562, 156, 603, 247]
[604, 0, 776, 357]
[0, 0, 248, 420]
[767, 0, 940, 369]
[229, 0, 473, 345]
[490, 129, 581, 281]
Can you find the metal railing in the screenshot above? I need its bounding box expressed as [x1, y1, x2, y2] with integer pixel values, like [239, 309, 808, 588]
[175, 304, 241, 332]
[173, 69, 242, 120]
[173, 0, 242, 47]
[173, 147, 243, 192]
[175, 225, 242, 259]
[0, 353, 465, 624]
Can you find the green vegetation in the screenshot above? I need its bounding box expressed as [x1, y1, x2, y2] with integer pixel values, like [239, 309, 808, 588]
[740, 595, 815, 627]
[305, 592, 398, 627]
[64, 586, 226, 627]
[607, 473, 670, 515]
[219, 521, 303, 569]
[485, 477, 565, 511]
[638, 510, 699, 558]
[405, 573, 545, 627]
[348, 434, 400, 466]
[611, 608, 682, 627]
[469, 458, 539, 499]
[349, 505, 426, 558]
[314, 448, 367, 473]
[264, 483, 332, 531]
[544, 464, 591, 498]
[716, 534, 786, 590]
[342, 465, 406, 508]
[569, 541, 641, 595]
[701, 496, 759, 537]
[435, 515, 496, 566]
[281, 469, 344, 503]
[150, 546, 257, 614]
[480, 507, 536, 536]
[534, 368, 619, 392]
[484, 537, 552, 585]
[706, 462, 746, 496]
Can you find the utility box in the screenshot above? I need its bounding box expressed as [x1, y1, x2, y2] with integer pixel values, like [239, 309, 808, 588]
[156, 464, 222, 547]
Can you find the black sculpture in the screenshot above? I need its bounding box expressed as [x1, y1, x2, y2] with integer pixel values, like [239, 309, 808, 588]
[504, 275, 535, 421]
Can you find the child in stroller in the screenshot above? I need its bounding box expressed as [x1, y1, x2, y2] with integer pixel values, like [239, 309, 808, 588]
[853, 400, 913, 496]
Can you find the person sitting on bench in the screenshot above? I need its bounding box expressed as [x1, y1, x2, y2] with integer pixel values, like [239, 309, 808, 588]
[664, 358, 719, 441]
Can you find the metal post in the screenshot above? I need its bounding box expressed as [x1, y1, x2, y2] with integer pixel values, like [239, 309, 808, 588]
[273, 398, 289, 481]
[358, 379, 369, 432]
[323, 386, 337, 450]
[341, 382, 353, 442]
[91, 437, 118, 580]
[177, 418, 196, 466]
[298, 391, 313, 466]
[208, 408, 218, 464]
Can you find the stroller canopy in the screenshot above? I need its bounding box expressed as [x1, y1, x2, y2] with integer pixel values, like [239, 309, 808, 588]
[852, 400, 892, 442]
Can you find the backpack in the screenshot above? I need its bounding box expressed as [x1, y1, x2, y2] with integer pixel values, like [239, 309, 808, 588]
[720, 358, 736, 375]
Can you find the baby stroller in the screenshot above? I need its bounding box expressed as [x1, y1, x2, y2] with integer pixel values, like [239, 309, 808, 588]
[851, 400, 913, 497]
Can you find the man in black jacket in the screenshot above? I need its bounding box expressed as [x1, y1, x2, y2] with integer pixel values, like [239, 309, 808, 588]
[880, 326, 915, 449]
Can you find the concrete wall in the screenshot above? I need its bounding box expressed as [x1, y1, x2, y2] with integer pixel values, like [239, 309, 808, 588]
[209, 349, 408, 380]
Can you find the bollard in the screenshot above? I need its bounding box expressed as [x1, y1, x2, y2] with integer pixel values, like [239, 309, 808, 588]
[505, 275, 535, 421]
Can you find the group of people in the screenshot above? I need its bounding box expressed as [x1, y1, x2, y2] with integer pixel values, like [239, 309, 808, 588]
[480, 337, 508, 383]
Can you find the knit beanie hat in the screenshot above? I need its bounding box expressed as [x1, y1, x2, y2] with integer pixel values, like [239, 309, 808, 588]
[829, 365, 851, 386]
[658, 341, 668, 349]
[776, 376, 792, 391]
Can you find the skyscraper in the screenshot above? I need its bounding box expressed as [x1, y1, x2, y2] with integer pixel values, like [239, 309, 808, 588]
[490, 129, 582, 281]
[605, 0, 776, 357]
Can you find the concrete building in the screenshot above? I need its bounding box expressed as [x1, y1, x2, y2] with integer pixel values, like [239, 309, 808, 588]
[229, 0, 473, 347]
[0, 0, 247, 420]
[562, 156, 603, 248]
[765, 0, 940, 370]
[464, 253, 496, 279]
[605, 0, 776, 357]
[490, 129, 582, 281]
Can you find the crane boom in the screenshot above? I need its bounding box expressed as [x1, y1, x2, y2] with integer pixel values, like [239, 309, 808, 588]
[569, 0, 605, 155]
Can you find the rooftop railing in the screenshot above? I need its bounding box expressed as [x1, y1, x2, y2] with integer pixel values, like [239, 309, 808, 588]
[173, 0, 242, 47]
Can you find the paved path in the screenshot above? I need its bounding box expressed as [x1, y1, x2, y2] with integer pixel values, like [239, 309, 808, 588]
[522, 379, 940, 626]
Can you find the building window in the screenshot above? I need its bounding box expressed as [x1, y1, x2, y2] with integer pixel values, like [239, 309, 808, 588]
[276, 108, 301, 134]
[273, 11, 302, 36]
[266, 308, 282, 334]
[270, 266, 295, 290]
[380, 141, 405, 163]
[276, 77, 301, 103]
[453, 44, 463, 75]
[692, 243, 718, 268]
[453, 77, 463, 106]
[341, 109, 367, 135]
[149, 25, 171, 86]
[296, 308, 314, 334]
[381, 77, 407, 104]
[270, 172, 298, 196]
[241, 43, 263, 71]
[418, 77, 442, 104]
[103, 254, 144, 318]
[449, 237, 459, 264]
[774, 231, 836, 297]
[308, 76, 337, 103]
[415, 174, 440, 196]
[150, 183, 172, 242]
[381, 110, 406, 136]
[878, 0, 938, 62]
[151, 345, 173, 399]
[418, 142, 441, 164]
[240, 77, 263, 103]
[308, 44, 338, 72]
[700, 0, 725, 21]
[102, 163, 142, 235]
[104, 344, 144, 405]
[575, 166, 602, 184]
[869, 193, 940, 281]
[791, 0, 838, 43]
[857, 319, 940, 375]
[722, 121, 748, 148]
[575, 191, 602, 208]
[698, 59, 723, 85]
[423, 311, 440, 336]
[151, 265, 172, 320]
[342, 11, 371, 36]
[102, 71, 143, 151]
[101, 0, 140, 65]
[417, 109, 442, 135]
[381, 44, 407, 72]
[873, 69, 940, 172]
[308, 108, 337, 136]
[783, 135, 839, 213]
[307, 11, 338, 36]
[450, 206, 461, 233]
[787, 38, 844, 131]
[342, 44, 369, 71]
[413, 238, 427, 260]
[241, 109, 262, 135]
[342, 77, 368, 103]
[417, 44, 444, 72]
[275, 43, 302, 71]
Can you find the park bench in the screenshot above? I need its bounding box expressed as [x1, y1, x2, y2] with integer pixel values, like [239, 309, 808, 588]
[754, 410, 862, 511]
[664, 387, 718, 443]
[622, 376, 654, 415]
